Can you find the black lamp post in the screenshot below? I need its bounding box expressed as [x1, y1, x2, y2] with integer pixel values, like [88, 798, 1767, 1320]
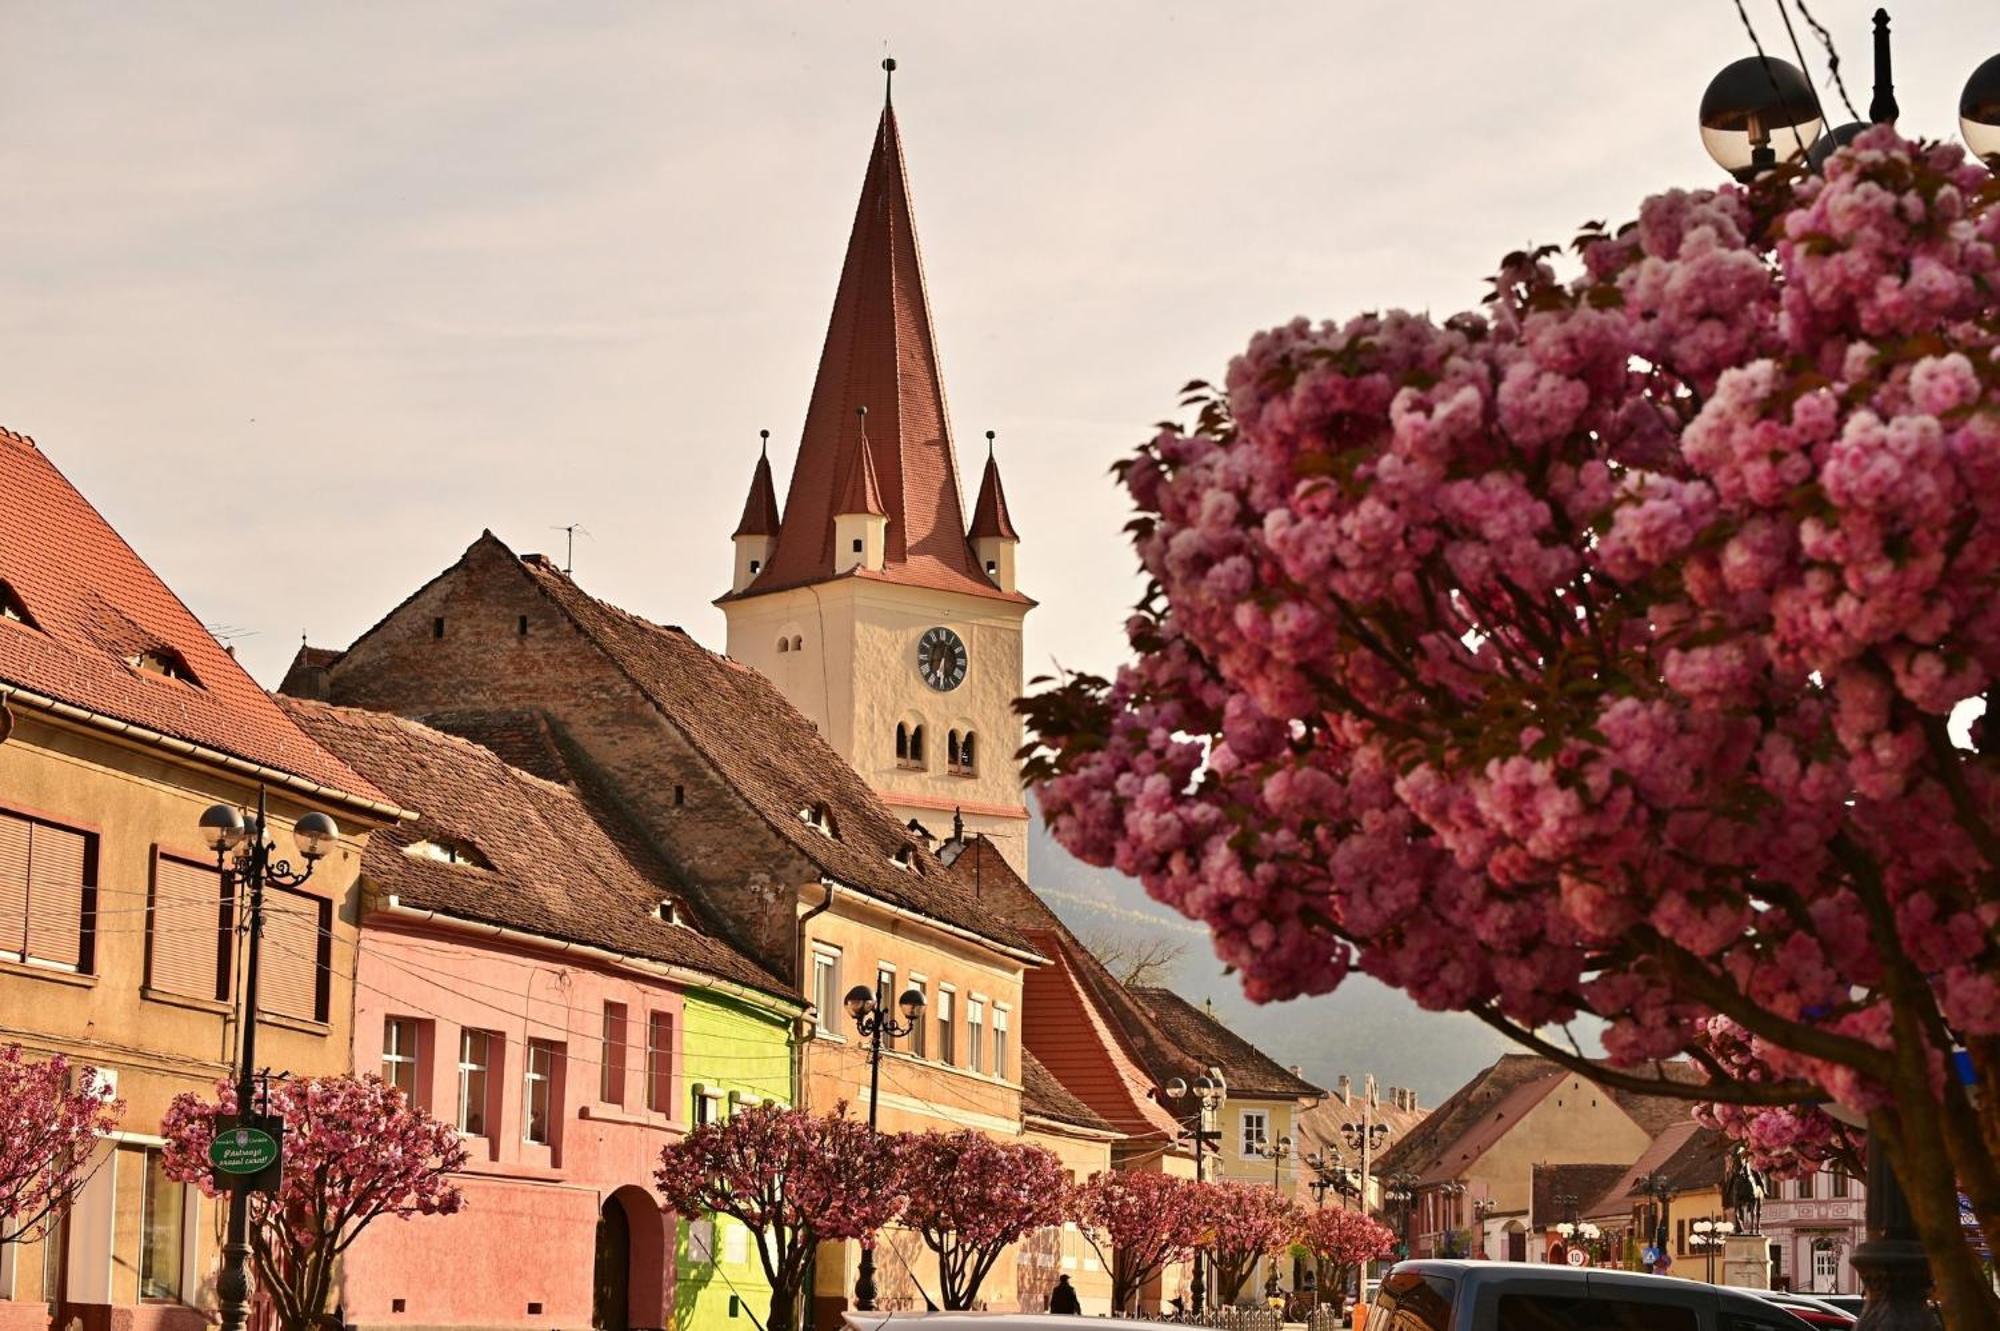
[1163, 1072, 1226, 1312]
[199, 790, 337, 1331]
[842, 982, 925, 1312]
[1384, 1171, 1420, 1259]
[1640, 1172, 1677, 1274]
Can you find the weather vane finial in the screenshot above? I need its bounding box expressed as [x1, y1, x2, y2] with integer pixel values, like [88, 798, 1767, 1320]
[759, 427, 770, 457]
[882, 55, 896, 107]
[985, 429, 995, 459]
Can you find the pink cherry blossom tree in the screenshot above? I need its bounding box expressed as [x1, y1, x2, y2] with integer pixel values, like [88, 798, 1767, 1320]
[0, 1044, 120, 1244]
[899, 1130, 1069, 1310]
[1202, 1183, 1302, 1306]
[1297, 1207, 1396, 1315]
[1072, 1168, 1210, 1315]
[162, 1075, 467, 1331]
[1023, 129, 2000, 1330]
[655, 1104, 907, 1331]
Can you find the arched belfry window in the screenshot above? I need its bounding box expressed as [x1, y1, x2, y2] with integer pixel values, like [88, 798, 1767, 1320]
[896, 722, 912, 767]
[961, 732, 977, 774]
[778, 637, 790, 653]
[949, 730, 977, 776]
[947, 730, 961, 768]
[791, 635, 804, 651]
[909, 724, 925, 767]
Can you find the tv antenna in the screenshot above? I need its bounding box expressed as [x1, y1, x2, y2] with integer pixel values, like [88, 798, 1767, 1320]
[550, 523, 591, 575]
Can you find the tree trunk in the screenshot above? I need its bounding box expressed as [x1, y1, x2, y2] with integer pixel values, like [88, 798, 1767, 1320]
[1879, 1119, 2000, 1331]
[766, 1280, 800, 1331]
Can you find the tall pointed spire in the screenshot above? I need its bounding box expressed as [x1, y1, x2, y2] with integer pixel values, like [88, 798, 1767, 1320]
[731, 429, 783, 538]
[728, 74, 1022, 603]
[835, 407, 887, 517]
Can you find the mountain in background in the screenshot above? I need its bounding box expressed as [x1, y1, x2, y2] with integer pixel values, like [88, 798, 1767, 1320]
[1027, 815, 1506, 1108]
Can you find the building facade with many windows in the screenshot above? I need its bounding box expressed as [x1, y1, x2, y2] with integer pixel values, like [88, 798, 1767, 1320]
[0, 426, 400, 1331]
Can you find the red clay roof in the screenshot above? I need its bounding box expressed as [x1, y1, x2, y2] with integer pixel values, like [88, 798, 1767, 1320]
[280, 697, 792, 1000]
[1127, 987, 1324, 1101]
[1586, 1120, 1725, 1217]
[967, 450, 1019, 541]
[1023, 1049, 1118, 1134]
[728, 106, 1023, 606]
[732, 448, 783, 539]
[0, 427, 387, 808]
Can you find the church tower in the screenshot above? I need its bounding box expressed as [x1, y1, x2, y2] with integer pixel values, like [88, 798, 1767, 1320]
[719, 68, 1033, 873]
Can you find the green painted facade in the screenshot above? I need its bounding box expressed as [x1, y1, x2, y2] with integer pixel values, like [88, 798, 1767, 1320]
[674, 987, 795, 1331]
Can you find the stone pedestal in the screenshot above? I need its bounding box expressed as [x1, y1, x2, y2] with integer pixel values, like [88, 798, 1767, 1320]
[1722, 1234, 1772, 1289]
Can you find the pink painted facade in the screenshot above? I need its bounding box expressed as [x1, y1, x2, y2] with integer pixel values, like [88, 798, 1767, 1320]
[342, 918, 703, 1331]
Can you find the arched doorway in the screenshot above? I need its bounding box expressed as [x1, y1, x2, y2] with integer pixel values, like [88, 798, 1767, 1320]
[595, 1186, 670, 1331]
[594, 1197, 632, 1331]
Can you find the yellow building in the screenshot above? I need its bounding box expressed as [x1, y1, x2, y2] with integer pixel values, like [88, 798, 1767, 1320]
[0, 426, 402, 1330]
[1578, 1122, 1733, 1282]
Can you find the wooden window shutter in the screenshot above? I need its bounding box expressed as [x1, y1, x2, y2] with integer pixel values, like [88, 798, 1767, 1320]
[25, 822, 88, 970]
[0, 813, 29, 959]
[149, 855, 229, 1001]
[258, 887, 326, 1022]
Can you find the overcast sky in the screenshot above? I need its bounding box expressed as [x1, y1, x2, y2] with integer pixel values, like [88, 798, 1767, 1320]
[7, 4, 1997, 1095]
[7, 2, 1993, 687]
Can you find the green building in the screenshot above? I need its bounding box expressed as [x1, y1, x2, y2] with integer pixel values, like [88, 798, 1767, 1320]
[675, 987, 798, 1331]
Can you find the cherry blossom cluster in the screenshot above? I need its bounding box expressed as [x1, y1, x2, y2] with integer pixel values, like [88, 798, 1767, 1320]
[1023, 129, 2000, 1303]
[1071, 1168, 1214, 1313]
[162, 1075, 467, 1331]
[1201, 1181, 1305, 1303]
[1297, 1205, 1397, 1284]
[0, 1044, 120, 1244]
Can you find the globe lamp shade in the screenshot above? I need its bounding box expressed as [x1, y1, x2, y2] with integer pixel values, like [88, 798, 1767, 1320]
[1962, 54, 2000, 168]
[1700, 56, 1824, 180]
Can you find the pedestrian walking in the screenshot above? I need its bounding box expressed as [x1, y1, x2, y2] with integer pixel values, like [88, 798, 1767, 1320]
[1049, 1275, 1082, 1315]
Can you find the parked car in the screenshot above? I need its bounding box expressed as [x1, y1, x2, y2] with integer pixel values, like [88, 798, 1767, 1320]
[1367, 1260, 1819, 1331]
[842, 1315, 1162, 1331]
[1813, 1298, 1865, 1320]
[1741, 1291, 1856, 1328]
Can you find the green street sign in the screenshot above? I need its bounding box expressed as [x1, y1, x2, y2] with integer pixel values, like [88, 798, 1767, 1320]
[209, 1126, 281, 1176]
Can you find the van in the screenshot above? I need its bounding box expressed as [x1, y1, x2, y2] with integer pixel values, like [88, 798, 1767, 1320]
[1367, 1260, 1817, 1331]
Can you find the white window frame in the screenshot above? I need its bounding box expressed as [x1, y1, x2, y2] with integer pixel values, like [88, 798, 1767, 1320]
[812, 946, 843, 1039]
[967, 997, 987, 1075]
[1240, 1108, 1270, 1157]
[457, 1029, 493, 1137]
[907, 974, 928, 1058]
[992, 1004, 1011, 1080]
[936, 985, 957, 1066]
[523, 1039, 558, 1145]
[383, 1017, 419, 1099]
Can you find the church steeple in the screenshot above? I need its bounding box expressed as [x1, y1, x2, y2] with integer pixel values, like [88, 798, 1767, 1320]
[968, 430, 1020, 594]
[725, 86, 1021, 604]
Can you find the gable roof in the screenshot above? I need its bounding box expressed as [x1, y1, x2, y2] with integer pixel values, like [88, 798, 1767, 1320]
[1375, 1055, 1565, 1179]
[1531, 1162, 1635, 1226]
[280, 697, 792, 1001]
[727, 105, 1023, 606]
[1587, 1120, 1729, 1217]
[0, 426, 390, 813]
[955, 835, 1187, 1140]
[494, 541, 1037, 960]
[1292, 1087, 1430, 1180]
[1126, 987, 1324, 1102]
[1022, 1050, 1118, 1134]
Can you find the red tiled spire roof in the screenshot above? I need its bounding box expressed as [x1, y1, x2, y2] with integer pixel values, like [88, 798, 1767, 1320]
[729, 104, 1024, 604]
[967, 439, 1019, 541]
[731, 436, 783, 539]
[834, 412, 888, 517]
[0, 426, 389, 810]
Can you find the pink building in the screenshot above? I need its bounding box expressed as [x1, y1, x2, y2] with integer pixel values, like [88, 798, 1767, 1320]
[282, 701, 801, 1331]
[1760, 1166, 1865, 1295]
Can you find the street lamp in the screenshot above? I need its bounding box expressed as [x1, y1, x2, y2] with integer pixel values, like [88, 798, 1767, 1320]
[1638, 1172, 1677, 1274]
[1255, 1133, 1295, 1189]
[843, 982, 925, 1312]
[1689, 1216, 1737, 1286]
[1339, 1095, 1389, 1222]
[1303, 1150, 1361, 1209]
[1163, 1072, 1227, 1312]
[1383, 1171, 1420, 1258]
[1702, 9, 2000, 178]
[201, 792, 337, 1331]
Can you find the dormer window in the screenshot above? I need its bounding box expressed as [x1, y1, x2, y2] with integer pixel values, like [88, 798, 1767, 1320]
[128, 646, 198, 685]
[798, 803, 837, 838]
[890, 844, 917, 871]
[404, 838, 493, 869]
[0, 580, 35, 628]
[657, 897, 693, 928]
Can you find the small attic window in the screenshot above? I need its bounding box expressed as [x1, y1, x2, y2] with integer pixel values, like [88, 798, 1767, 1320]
[749, 559, 762, 574]
[778, 637, 790, 653]
[890, 843, 917, 871]
[128, 646, 199, 685]
[0, 580, 35, 628]
[657, 897, 694, 929]
[985, 560, 997, 575]
[404, 838, 493, 869]
[798, 803, 837, 838]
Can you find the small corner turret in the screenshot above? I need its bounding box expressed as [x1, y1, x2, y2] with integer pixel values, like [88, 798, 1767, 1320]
[730, 429, 783, 594]
[833, 406, 888, 575]
[967, 430, 1020, 594]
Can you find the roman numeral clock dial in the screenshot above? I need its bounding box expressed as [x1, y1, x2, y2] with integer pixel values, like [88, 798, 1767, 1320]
[916, 626, 968, 692]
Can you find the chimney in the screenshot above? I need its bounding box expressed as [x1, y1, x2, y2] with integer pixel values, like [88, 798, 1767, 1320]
[1289, 1064, 1304, 1078]
[1338, 1075, 1352, 1105]
[1368, 1080, 1379, 1108]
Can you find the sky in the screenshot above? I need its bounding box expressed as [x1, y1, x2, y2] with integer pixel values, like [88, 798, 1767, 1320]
[6, 1, 1997, 1100]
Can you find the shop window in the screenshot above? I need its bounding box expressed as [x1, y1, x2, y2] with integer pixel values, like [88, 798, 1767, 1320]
[138, 1147, 185, 1300]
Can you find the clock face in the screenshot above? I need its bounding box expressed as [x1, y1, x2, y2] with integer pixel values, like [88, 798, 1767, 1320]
[916, 626, 968, 692]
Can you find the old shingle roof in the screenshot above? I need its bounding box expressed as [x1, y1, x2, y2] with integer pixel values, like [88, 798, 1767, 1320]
[1292, 1090, 1430, 1179]
[509, 549, 1039, 959]
[0, 427, 387, 808]
[731, 448, 783, 539]
[1126, 987, 1324, 1101]
[1375, 1055, 1564, 1178]
[967, 450, 1019, 541]
[1587, 1121, 1729, 1217]
[1022, 1050, 1117, 1134]
[725, 106, 1025, 606]
[280, 697, 794, 1001]
[1532, 1162, 1635, 1226]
